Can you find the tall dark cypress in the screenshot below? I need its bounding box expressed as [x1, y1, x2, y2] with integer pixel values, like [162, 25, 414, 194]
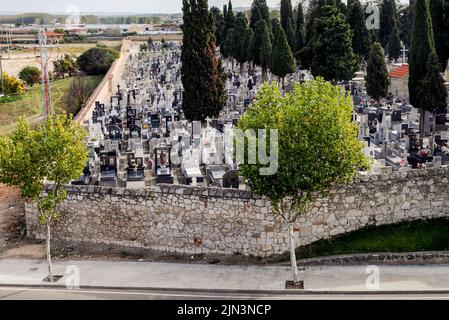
[285, 17, 296, 53]
[348, 0, 370, 60]
[181, 0, 226, 121]
[387, 24, 402, 61]
[430, 0, 447, 71]
[379, 0, 399, 48]
[294, 1, 305, 58]
[408, 0, 437, 137]
[271, 19, 295, 88]
[365, 42, 390, 105]
[249, 0, 270, 30]
[280, 0, 293, 31]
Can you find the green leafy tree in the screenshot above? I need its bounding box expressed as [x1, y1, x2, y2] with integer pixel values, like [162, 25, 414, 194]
[18, 66, 41, 87]
[303, 5, 357, 83]
[77, 47, 118, 75]
[0, 115, 88, 282]
[365, 42, 390, 106]
[408, 0, 437, 138]
[53, 54, 78, 79]
[271, 20, 295, 89]
[236, 79, 369, 286]
[1, 72, 24, 95]
[181, 0, 226, 121]
[347, 0, 370, 60]
[387, 25, 402, 61]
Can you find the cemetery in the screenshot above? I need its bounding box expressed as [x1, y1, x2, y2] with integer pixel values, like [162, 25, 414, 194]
[23, 40, 449, 257]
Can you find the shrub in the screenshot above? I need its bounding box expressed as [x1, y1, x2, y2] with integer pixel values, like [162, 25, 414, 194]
[76, 47, 119, 75]
[18, 66, 41, 87]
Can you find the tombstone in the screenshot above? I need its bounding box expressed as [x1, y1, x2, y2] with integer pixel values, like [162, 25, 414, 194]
[129, 124, 141, 139]
[391, 109, 402, 123]
[207, 165, 227, 186]
[108, 125, 123, 141]
[222, 169, 239, 189]
[154, 145, 174, 184]
[99, 151, 118, 186]
[126, 153, 145, 188]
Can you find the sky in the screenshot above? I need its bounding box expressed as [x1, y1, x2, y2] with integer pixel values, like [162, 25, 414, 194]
[0, 0, 281, 14]
[0, 0, 410, 15]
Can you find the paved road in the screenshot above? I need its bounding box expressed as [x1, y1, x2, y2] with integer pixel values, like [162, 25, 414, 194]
[2, 286, 449, 300]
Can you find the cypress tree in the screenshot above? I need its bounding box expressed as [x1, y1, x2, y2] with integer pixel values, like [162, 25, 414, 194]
[224, 0, 235, 39]
[379, 0, 399, 48]
[181, 0, 226, 121]
[430, 0, 447, 71]
[304, 5, 357, 82]
[416, 51, 448, 149]
[365, 42, 390, 105]
[231, 14, 252, 75]
[408, 0, 437, 138]
[348, 0, 370, 60]
[294, 2, 305, 62]
[259, 20, 272, 82]
[280, 0, 293, 32]
[387, 24, 402, 62]
[271, 19, 295, 89]
[399, 0, 415, 49]
[210, 6, 224, 47]
[249, 0, 270, 30]
[285, 17, 296, 53]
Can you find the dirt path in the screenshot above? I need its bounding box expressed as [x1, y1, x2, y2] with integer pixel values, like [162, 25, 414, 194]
[0, 184, 44, 258]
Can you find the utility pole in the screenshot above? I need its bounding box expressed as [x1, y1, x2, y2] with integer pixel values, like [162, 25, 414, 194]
[0, 54, 3, 96]
[37, 28, 53, 121]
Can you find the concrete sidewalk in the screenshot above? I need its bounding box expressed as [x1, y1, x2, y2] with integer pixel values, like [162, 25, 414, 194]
[1, 258, 449, 292]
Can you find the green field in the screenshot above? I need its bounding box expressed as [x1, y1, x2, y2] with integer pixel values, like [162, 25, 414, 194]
[269, 218, 449, 262]
[0, 75, 102, 135]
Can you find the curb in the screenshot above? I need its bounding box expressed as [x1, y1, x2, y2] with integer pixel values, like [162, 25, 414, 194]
[2, 283, 449, 296]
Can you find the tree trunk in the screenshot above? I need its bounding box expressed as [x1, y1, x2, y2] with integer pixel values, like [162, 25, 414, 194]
[240, 62, 244, 76]
[419, 109, 426, 148]
[432, 111, 437, 155]
[262, 67, 268, 82]
[46, 222, 54, 282]
[288, 222, 300, 284]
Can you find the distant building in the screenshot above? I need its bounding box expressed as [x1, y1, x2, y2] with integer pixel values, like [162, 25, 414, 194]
[389, 63, 409, 102]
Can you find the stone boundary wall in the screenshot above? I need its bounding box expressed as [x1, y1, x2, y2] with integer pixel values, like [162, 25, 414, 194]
[25, 168, 449, 257]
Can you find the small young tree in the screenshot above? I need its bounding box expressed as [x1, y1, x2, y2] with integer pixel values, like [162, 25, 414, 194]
[53, 54, 78, 79]
[365, 42, 390, 106]
[18, 66, 41, 87]
[237, 79, 369, 286]
[66, 75, 96, 116]
[0, 115, 88, 282]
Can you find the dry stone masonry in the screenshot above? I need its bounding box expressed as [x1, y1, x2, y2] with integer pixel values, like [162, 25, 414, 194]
[25, 167, 449, 257]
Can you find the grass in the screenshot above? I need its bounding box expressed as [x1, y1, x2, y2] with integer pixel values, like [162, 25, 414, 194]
[270, 218, 449, 262]
[0, 75, 103, 135]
